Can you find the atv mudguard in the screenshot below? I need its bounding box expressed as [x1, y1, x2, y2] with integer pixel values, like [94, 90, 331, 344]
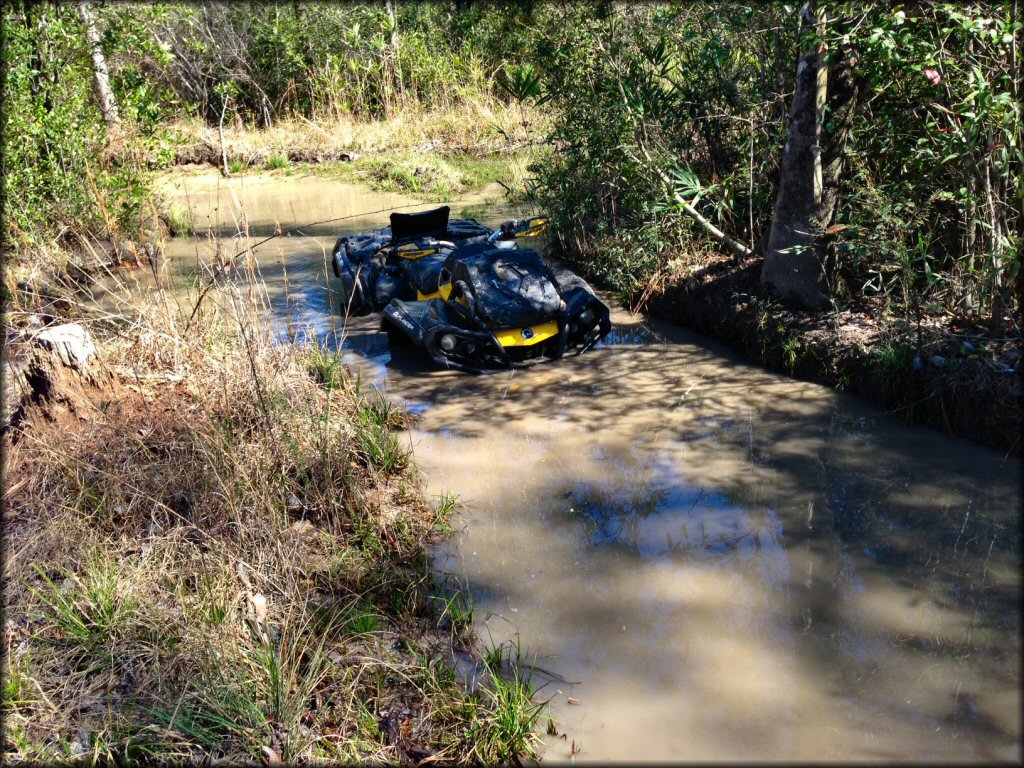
[556, 271, 612, 353]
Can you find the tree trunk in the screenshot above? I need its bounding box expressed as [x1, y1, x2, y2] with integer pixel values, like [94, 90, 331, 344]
[77, 0, 121, 138]
[761, 3, 860, 311]
[817, 43, 861, 285]
[385, 0, 399, 50]
[385, 0, 403, 106]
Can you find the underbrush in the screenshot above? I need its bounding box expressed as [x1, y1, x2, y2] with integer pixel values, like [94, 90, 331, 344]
[2, 270, 544, 763]
[158, 99, 549, 204]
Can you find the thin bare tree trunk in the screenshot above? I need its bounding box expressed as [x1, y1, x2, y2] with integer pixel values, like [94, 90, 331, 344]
[1012, 0, 1024, 324]
[77, 0, 121, 138]
[385, 0, 398, 50]
[385, 0, 404, 106]
[218, 95, 231, 178]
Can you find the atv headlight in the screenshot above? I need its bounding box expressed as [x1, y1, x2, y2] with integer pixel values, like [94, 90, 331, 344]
[578, 307, 596, 326]
[439, 334, 457, 352]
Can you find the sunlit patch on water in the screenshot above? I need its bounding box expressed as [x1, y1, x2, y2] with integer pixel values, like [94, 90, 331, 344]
[595, 323, 662, 346]
[563, 457, 788, 574]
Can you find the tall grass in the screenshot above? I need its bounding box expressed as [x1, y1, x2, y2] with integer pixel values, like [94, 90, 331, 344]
[2, 226, 546, 762]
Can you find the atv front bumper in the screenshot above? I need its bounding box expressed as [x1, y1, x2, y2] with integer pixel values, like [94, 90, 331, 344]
[381, 297, 611, 374]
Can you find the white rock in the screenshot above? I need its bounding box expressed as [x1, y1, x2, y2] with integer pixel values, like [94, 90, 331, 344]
[251, 593, 268, 622]
[32, 324, 96, 370]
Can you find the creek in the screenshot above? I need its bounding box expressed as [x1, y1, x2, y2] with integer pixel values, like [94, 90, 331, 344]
[99, 170, 1020, 761]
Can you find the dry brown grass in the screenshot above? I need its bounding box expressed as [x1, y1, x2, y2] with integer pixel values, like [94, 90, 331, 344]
[2, 261, 544, 763]
[163, 98, 549, 170]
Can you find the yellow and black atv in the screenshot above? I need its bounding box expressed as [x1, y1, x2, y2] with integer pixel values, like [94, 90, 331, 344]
[331, 206, 610, 373]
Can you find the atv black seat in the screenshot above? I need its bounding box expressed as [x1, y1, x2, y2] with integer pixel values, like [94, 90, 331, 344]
[390, 206, 450, 242]
[445, 218, 492, 242]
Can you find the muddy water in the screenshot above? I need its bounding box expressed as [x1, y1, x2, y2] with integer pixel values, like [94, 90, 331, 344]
[406, 339, 1020, 762]
[125, 172, 1020, 762]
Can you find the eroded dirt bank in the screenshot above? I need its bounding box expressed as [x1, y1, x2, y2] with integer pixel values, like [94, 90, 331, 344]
[638, 252, 1021, 455]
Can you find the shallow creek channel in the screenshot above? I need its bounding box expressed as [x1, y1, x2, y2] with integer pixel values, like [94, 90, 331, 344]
[98, 171, 1020, 761]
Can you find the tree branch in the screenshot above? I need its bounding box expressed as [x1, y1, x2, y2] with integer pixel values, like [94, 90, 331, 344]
[595, 29, 754, 258]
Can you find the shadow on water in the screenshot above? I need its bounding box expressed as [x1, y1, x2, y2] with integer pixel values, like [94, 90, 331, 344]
[376, 339, 1019, 761]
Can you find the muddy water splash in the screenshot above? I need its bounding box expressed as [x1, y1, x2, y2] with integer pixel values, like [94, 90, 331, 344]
[126, 172, 1020, 762]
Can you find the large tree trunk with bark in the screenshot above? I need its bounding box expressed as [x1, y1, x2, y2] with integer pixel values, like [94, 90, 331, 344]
[762, 4, 860, 310]
[817, 43, 860, 285]
[77, 0, 121, 139]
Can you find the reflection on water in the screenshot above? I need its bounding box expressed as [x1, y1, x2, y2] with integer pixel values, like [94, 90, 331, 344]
[107, 172, 1019, 762]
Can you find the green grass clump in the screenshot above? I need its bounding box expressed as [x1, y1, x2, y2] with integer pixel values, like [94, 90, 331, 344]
[305, 343, 348, 391]
[359, 152, 467, 199]
[29, 559, 132, 665]
[353, 392, 409, 473]
[470, 637, 546, 763]
[265, 152, 291, 170]
[872, 333, 916, 371]
[163, 203, 195, 237]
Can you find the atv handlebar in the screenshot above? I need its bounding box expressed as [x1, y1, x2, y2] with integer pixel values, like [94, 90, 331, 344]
[488, 216, 549, 243]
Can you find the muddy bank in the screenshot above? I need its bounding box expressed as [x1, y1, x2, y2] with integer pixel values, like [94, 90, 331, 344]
[640, 253, 1021, 455]
[166, 139, 362, 169]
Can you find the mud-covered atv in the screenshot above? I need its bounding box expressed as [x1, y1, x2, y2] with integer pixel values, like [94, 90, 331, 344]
[331, 205, 610, 373]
